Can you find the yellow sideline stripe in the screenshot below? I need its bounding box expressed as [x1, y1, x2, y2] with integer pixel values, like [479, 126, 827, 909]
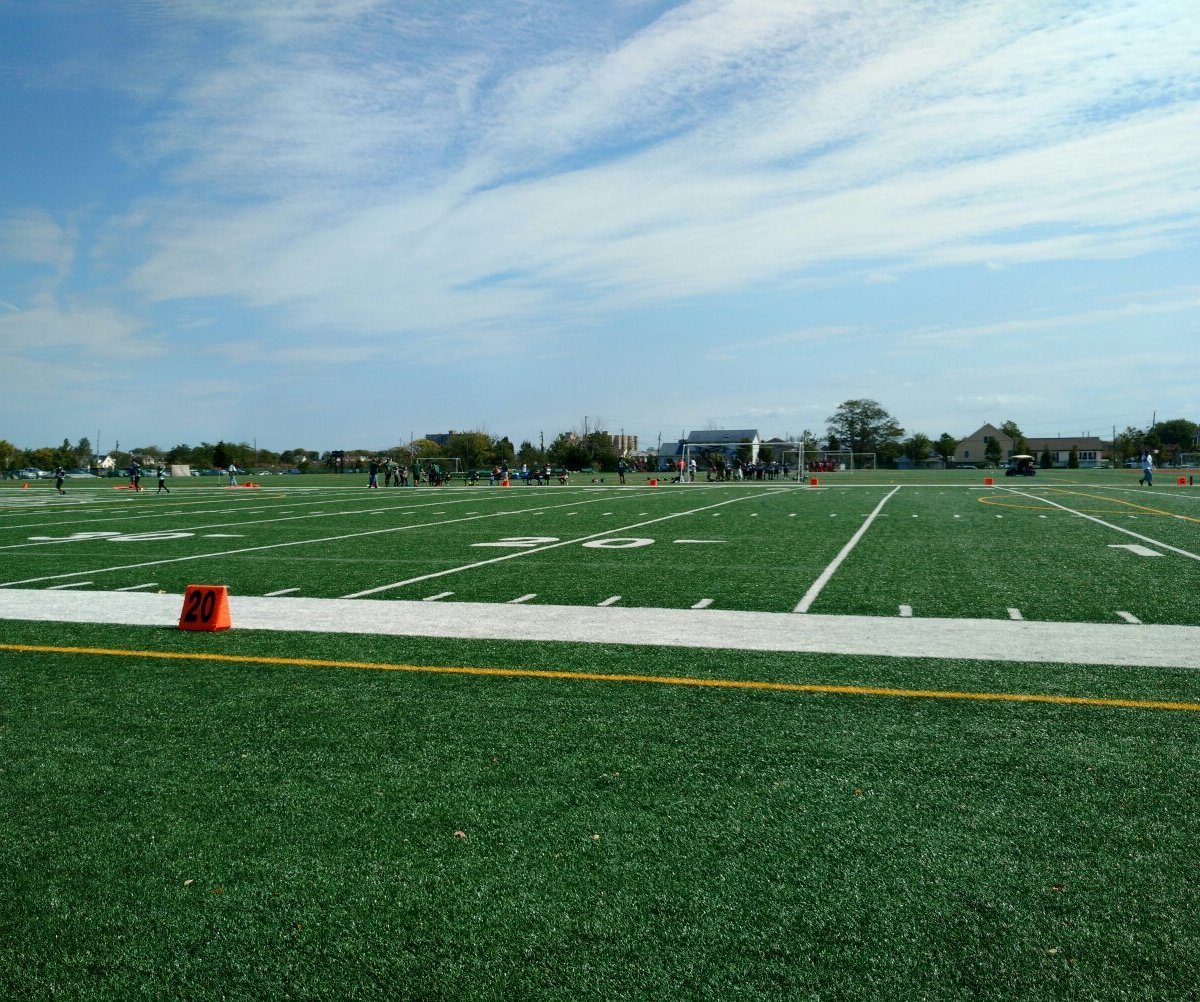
[3, 643, 1199, 713]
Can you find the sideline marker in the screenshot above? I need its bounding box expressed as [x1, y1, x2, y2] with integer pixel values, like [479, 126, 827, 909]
[1178, 477, 1187, 486]
[984, 477, 994, 486]
[809, 477, 819, 486]
[178, 585, 232, 631]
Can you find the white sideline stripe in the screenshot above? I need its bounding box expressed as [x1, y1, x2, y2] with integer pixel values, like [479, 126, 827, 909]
[115, 582, 158, 592]
[263, 587, 301, 597]
[47, 581, 93, 590]
[509, 593, 537, 604]
[423, 592, 454, 602]
[3, 589, 1200, 670]
[1116, 611, 1142, 624]
[899, 605, 913, 618]
[794, 486, 902, 613]
[1008, 608, 1024, 621]
[598, 596, 622, 607]
[692, 598, 714, 609]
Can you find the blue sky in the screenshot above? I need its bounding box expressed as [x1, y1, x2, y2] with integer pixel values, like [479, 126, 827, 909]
[2, 0, 1197, 455]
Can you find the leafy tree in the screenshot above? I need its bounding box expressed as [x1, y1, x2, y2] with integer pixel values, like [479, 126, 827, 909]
[1112, 426, 1144, 465]
[53, 438, 75, 466]
[546, 432, 590, 469]
[826, 400, 904, 457]
[999, 420, 1028, 456]
[493, 437, 516, 466]
[904, 433, 932, 464]
[213, 442, 230, 468]
[1039, 448, 1054, 469]
[446, 431, 493, 471]
[1151, 418, 1197, 465]
[936, 433, 959, 465]
[1068, 444, 1079, 469]
[985, 438, 1003, 466]
[407, 438, 441, 461]
[516, 440, 541, 467]
[75, 437, 92, 461]
[0, 439, 18, 474]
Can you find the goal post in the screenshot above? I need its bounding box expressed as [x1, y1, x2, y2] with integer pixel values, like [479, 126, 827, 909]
[804, 450, 876, 472]
[681, 441, 810, 479]
[411, 456, 463, 474]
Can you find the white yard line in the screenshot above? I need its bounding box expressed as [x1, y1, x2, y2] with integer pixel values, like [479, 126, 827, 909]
[4, 588, 1199, 670]
[0, 492, 648, 589]
[794, 486, 902, 613]
[342, 490, 780, 598]
[1005, 488, 1200, 562]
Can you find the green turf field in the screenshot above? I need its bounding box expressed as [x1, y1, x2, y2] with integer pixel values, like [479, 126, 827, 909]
[2, 470, 1199, 998]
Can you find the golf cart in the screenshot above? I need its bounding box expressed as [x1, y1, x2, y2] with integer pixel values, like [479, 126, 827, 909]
[1005, 454, 1037, 477]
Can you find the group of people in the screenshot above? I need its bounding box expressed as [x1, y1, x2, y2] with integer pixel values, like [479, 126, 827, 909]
[670, 458, 793, 483]
[367, 459, 452, 488]
[123, 460, 172, 493]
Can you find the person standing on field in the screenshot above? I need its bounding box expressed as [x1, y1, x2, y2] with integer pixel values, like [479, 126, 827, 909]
[156, 465, 170, 494]
[1139, 452, 1154, 486]
[54, 466, 66, 495]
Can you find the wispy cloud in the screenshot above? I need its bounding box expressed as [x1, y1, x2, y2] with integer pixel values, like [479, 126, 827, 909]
[92, 0, 1195, 348]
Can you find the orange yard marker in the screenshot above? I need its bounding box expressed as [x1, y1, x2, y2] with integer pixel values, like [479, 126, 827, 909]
[178, 585, 232, 631]
[984, 477, 994, 486]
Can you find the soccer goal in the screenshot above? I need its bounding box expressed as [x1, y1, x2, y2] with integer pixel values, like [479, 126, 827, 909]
[681, 441, 809, 480]
[410, 456, 463, 473]
[803, 450, 876, 473]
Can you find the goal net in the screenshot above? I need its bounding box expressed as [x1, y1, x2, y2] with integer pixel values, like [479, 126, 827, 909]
[412, 456, 464, 474]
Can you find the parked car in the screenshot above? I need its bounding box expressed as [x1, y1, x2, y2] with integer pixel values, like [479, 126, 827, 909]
[64, 468, 99, 478]
[16, 468, 44, 480]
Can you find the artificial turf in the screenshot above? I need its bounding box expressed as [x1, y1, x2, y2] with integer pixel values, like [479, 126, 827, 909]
[2, 622, 1200, 999]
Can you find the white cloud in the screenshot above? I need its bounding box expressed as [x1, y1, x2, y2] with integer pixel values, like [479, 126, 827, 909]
[98, 0, 1197, 351]
[0, 210, 75, 272]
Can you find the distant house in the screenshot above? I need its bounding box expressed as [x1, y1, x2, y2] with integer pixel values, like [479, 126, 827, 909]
[670, 429, 762, 466]
[1026, 436, 1107, 468]
[955, 425, 1108, 468]
[954, 424, 1012, 466]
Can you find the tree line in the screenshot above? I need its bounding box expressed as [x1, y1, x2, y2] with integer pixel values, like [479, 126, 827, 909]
[2, 407, 1194, 475]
